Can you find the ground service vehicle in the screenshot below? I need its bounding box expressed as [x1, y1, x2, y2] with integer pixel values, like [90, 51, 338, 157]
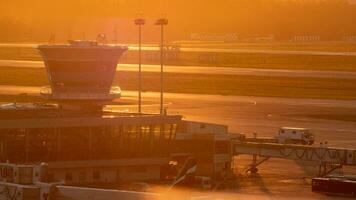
[312, 176, 356, 197]
[276, 127, 314, 145]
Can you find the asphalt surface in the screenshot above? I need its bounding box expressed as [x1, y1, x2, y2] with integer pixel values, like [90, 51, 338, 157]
[2, 43, 356, 56]
[3, 85, 356, 109]
[1, 59, 356, 79]
[1, 85, 356, 146]
[181, 46, 356, 56]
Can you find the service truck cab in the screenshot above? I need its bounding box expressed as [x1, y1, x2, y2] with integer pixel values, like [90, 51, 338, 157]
[276, 127, 314, 145]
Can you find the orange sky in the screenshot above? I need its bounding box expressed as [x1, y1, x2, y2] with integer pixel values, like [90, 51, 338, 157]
[0, 0, 356, 42]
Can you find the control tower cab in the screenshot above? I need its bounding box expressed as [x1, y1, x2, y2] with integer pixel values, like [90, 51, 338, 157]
[38, 40, 127, 110]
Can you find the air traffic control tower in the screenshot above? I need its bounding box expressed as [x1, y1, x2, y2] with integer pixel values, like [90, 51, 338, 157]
[38, 40, 128, 110]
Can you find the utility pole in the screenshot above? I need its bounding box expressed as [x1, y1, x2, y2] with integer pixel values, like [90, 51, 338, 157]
[135, 18, 145, 114]
[155, 18, 168, 115]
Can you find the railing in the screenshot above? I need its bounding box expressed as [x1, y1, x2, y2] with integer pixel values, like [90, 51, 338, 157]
[233, 141, 356, 165]
[40, 86, 121, 100]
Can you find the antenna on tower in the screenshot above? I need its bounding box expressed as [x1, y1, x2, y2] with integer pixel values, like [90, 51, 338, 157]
[67, 25, 72, 41]
[48, 33, 56, 44]
[113, 26, 118, 44]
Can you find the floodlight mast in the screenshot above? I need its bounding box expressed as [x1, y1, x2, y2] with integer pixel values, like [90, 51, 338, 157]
[134, 18, 146, 114]
[155, 18, 168, 116]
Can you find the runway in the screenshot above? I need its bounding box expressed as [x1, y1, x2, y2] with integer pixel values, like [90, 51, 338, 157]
[2, 43, 356, 57]
[2, 85, 356, 108]
[1, 59, 356, 79]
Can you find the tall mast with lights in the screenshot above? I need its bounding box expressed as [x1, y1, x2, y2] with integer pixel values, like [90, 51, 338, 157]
[155, 18, 168, 115]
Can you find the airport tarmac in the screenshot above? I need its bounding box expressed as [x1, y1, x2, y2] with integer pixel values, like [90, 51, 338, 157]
[119, 90, 356, 199]
[1, 85, 356, 146]
[1, 85, 356, 199]
[1, 59, 356, 79]
[118, 90, 356, 148]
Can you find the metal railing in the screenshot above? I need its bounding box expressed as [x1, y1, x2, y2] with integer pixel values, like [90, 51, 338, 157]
[40, 86, 121, 100]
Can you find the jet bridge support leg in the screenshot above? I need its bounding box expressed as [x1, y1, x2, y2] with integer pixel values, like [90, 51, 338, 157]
[319, 163, 343, 177]
[233, 141, 356, 177]
[245, 156, 270, 174]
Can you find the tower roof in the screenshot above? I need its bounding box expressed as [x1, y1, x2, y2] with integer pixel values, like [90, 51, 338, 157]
[37, 40, 128, 110]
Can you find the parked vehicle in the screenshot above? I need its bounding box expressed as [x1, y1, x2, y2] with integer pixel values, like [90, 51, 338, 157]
[312, 176, 356, 197]
[276, 127, 314, 145]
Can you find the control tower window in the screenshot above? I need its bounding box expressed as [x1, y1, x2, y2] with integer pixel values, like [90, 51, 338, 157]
[65, 172, 73, 181]
[93, 171, 101, 180]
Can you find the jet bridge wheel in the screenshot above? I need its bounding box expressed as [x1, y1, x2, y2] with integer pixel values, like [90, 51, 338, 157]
[246, 166, 259, 174]
[245, 157, 270, 175]
[250, 167, 258, 174]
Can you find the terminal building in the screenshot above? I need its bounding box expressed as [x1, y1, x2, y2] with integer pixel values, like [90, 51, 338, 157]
[0, 41, 232, 185]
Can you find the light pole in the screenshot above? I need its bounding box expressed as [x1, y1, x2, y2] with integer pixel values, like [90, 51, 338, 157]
[134, 18, 145, 114]
[155, 18, 168, 115]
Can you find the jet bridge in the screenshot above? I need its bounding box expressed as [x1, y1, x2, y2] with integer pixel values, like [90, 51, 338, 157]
[232, 141, 356, 176]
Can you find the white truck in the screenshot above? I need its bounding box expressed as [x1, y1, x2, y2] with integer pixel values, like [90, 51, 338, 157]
[276, 127, 314, 145]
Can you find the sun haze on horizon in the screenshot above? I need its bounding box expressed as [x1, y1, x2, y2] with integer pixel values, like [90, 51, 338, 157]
[0, 0, 356, 42]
